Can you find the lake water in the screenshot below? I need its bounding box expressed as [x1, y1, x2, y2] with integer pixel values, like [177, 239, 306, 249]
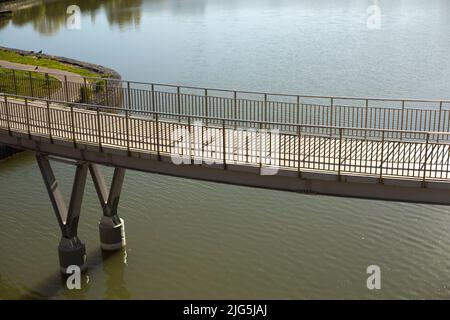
[1, 0, 450, 299]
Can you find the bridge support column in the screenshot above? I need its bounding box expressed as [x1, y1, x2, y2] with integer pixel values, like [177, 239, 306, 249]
[36, 155, 88, 274]
[89, 164, 126, 251]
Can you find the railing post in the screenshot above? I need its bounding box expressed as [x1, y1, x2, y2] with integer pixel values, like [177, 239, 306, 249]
[296, 96, 301, 125]
[105, 79, 109, 106]
[46, 100, 52, 142]
[64, 75, 70, 103]
[400, 100, 405, 140]
[330, 97, 334, 137]
[125, 109, 130, 156]
[338, 127, 343, 180]
[25, 97, 31, 138]
[187, 115, 192, 164]
[127, 81, 131, 110]
[46, 73, 51, 98]
[151, 83, 156, 114]
[259, 121, 263, 169]
[233, 91, 237, 129]
[204, 89, 208, 126]
[70, 104, 76, 147]
[83, 77, 89, 104]
[297, 125, 302, 178]
[222, 118, 227, 168]
[28, 71, 34, 97]
[437, 101, 443, 143]
[12, 69, 18, 95]
[422, 132, 430, 187]
[96, 107, 102, 151]
[379, 131, 385, 183]
[264, 93, 268, 129]
[177, 86, 181, 122]
[155, 111, 160, 160]
[364, 99, 369, 138]
[4, 95, 11, 135]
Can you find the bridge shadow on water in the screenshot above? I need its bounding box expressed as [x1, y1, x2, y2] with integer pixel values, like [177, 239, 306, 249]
[18, 248, 131, 300]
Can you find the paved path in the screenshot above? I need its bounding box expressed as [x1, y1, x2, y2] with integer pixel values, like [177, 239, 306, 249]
[0, 60, 84, 83]
[0, 60, 85, 101]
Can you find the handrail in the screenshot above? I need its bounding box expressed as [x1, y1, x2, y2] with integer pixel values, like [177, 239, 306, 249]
[1, 66, 449, 104]
[1, 93, 449, 137]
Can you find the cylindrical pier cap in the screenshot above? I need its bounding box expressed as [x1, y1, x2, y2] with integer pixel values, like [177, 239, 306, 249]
[58, 237, 87, 274]
[99, 216, 126, 251]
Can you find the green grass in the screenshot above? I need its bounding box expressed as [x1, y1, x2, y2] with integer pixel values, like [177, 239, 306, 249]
[0, 69, 61, 97]
[0, 49, 104, 78]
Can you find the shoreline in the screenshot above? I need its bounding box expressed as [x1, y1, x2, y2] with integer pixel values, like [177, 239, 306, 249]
[0, 46, 122, 80]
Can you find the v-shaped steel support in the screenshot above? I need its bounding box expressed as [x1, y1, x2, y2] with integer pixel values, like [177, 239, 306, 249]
[89, 164, 126, 251]
[36, 154, 88, 273]
[89, 164, 125, 219]
[36, 155, 88, 239]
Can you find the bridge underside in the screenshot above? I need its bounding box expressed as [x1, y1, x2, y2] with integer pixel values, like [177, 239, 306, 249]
[1, 128, 449, 205]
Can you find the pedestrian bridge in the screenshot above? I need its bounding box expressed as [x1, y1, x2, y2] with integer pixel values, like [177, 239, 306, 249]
[0, 68, 449, 272]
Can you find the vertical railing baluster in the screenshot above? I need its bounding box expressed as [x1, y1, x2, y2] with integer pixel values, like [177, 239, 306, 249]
[222, 118, 227, 168]
[83, 77, 88, 104]
[422, 132, 430, 186]
[437, 101, 443, 143]
[151, 83, 156, 114]
[187, 115, 192, 164]
[25, 97, 31, 138]
[155, 111, 160, 160]
[259, 121, 263, 169]
[46, 73, 51, 98]
[105, 79, 109, 106]
[233, 91, 237, 129]
[329, 97, 334, 137]
[125, 108, 130, 155]
[205, 89, 209, 126]
[364, 99, 369, 138]
[379, 130, 385, 182]
[46, 100, 52, 142]
[70, 104, 76, 147]
[177, 86, 181, 122]
[97, 107, 102, 151]
[64, 75, 69, 102]
[127, 81, 131, 110]
[28, 71, 34, 97]
[400, 100, 405, 140]
[4, 96, 11, 135]
[338, 127, 342, 179]
[264, 93, 268, 128]
[12, 69, 18, 95]
[297, 125, 301, 178]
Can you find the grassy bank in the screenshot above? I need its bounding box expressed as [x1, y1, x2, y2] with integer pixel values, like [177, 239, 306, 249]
[0, 49, 101, 78]
[0, 68, 61, 97]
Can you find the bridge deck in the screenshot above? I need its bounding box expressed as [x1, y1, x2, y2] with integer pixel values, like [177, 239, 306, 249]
[1, 98, 449, 182]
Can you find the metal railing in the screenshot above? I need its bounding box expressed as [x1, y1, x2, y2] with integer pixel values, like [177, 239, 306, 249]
[1, 67, 450, 142]
[0, 93, 449, 183]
